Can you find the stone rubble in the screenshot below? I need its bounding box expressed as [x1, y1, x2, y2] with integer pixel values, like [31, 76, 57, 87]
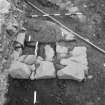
[9, 41, 88, 81]
[8, 19, 89, 81]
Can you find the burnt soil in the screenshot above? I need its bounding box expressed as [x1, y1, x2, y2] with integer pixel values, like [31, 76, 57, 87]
[6, 0, 105, 105]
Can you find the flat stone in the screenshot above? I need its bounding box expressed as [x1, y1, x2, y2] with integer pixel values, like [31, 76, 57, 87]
[57, 61, 88, 81]
[60, 27, 75, 41]
[70, 46, 87, 57]
[18, 55, 36, 65]
[44, 45, 55, 61]
[9, 61, 32, 79]
[35, 61, 56, 79]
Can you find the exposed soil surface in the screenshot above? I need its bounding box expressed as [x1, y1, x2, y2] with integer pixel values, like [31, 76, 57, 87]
[6, 0, 105, 105]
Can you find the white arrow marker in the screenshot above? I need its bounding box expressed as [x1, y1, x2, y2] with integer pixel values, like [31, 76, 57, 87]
[34, 91, 37, 104]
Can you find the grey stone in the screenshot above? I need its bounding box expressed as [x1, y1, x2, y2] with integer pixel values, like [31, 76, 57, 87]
[44, 45, 55, 61]
[35, 61, 56, 79]
[69, 46, 87, 57]
[58, 46, 88, 81]
[57, 61, 88, 81]
[18, 55, 36, 65]
[9, 61, 32, 79]
[60, 27, 75, 41]
[16, 32, 25, 45]
[56, 43, 68, 54]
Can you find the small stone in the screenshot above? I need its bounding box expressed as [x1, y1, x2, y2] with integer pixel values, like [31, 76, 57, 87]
[18, 55, 36, 65]
[68, 7, 79, 14]
[9, 61, 32, 79]
[56, 43, 68, 54]
[35, 61, 56, 79]
[60, 27, 75, 41]
[44, 45, 55, 61]
[16, 32, 25, 46]
[57, 61, 88, 81]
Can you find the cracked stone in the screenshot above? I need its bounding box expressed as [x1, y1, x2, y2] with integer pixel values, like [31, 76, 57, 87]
[35, 61, 56, 79]
[57, 61, 88, 81]
[58, 46, 88, 81]
[9, 61, 32, 79]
